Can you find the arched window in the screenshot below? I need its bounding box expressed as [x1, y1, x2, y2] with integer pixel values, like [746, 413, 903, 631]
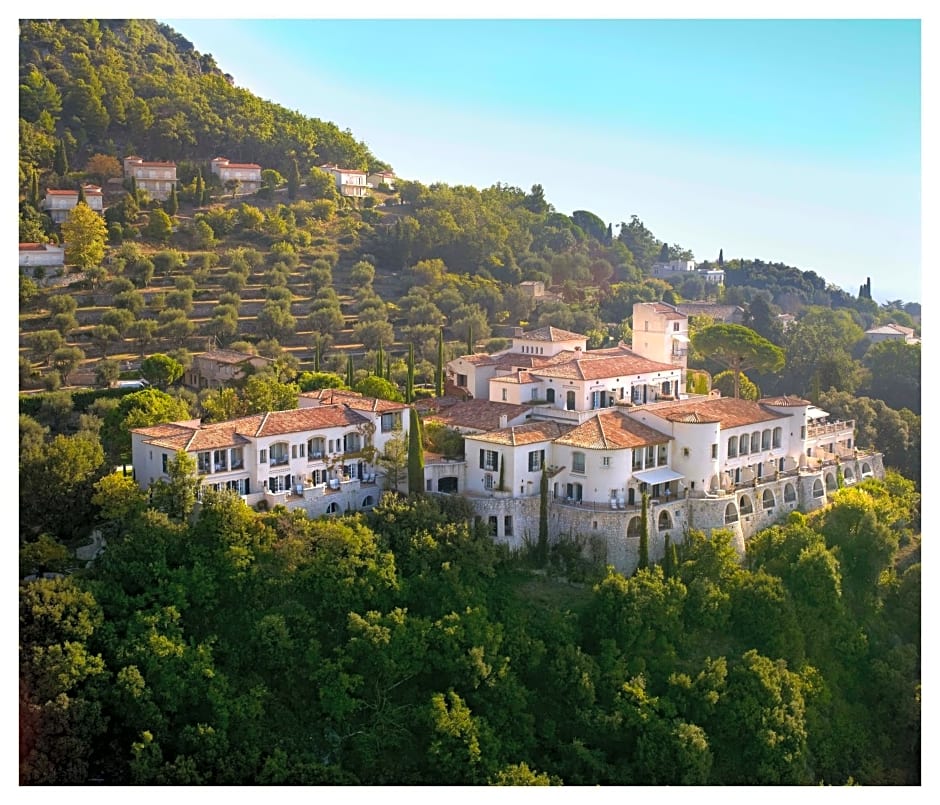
[861, 462, 873, 477]
[739, 494, 754, 515]
[725, 502, 739, 524]
[727, 435, 738, 458]
[627, 517, 641, 538]
[751, 431, 760, 453]
[546, 388, 555, 403]
[270, 441, 290, 466]
[658, 510, 672, 530]
[812, 479, 824, 498]
[762, 429, 771, 450]
[326, 501, 340, 514]
[825, 472, 837, 491]
[843, 466, 855, 483]
[739, 434, 748, 455]
[772, 427, 782, 448]
[662, 380, 671, 395]
[784, 483, 796, 502]
[762, 488, 775, 510]
[308, 437, 325, 459]
[362, 495, 375, 508]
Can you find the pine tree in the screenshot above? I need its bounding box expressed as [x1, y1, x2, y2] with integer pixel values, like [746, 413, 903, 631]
[435, 327, 444, 397]
[637, 491, 650, 571]
[53, 138, 68, 176]
[165, 185, 178, 216]
[407, 406, 424, 494]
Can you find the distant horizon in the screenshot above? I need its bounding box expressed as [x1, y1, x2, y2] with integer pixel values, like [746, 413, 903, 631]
[161, 17, 922, 305]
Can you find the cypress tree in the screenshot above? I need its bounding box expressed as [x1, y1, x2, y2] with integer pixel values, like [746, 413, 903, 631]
[288, 156, 301, 200]
[407, 406, 424, 494]
[345, 354, 354, 387]
[385, 351, 391, 381]
[29, 168, 41, 209]
[638, 491, 650, 571]
[314, 341, 321, 372]
[538, 469, 549, 563]
[406, 342, 415, 403]
[718, 248, 724, 267]
[662, 533, 674, 577]
[467, 323, 473, 355]
[53, 138, 68, 176]
[435, 327, 444, 397]
[497, 454, 505, 491]
[375, 343, 384, 377]
[130, 176, 138, 202]
[76, 184, 86, 205]
[201, 174, 211, 206]
[194, 172, 204, 206]
[165, 185, 178, 216]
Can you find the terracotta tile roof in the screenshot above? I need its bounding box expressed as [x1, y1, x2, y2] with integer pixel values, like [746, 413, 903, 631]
[212, 157, 262, 168]
[129, 159, 177, 167]
[531, 353, 676, 381]
[19, 243, 56, 251]
[255, 407, 368, 437]
[555, 411, 671, 449]
[425, 400, 533, 431]
[45, 187, 101, 196]
[468, 420, 572, 446]
[301, 389, 408, 413]
[196, 349, 271, 365]
[760, 395, 812, 407]
[519, 325, 586, 342]
[642, 302, 686, 319]
[321, 163, 366, 175]
[865, 323, 915, 336]
[491, 371, 538, 384]
[414, 396, 462, 414]
[651, 397, 789, 428]
[455, 353, 499, 366]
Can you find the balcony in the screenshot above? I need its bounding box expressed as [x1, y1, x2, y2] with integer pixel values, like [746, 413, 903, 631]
[269, 455, 289, 467]
[807, 419, 855, 439]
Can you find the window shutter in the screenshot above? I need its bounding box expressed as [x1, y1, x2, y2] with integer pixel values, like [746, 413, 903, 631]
[480, 449, 485, 469]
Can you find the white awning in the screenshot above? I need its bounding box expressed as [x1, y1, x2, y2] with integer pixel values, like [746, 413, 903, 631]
[633, 467, 684, 485]
[671, 333, 690, 343]
[807, 406, 829, 420]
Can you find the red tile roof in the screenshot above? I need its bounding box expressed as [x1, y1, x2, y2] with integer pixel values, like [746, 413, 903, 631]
[531, 353, 676, 381]
[760, 395, 812, 407]
[555, 411, 671, 449]
[651, 397, 789, 428]
[467, 420, 572, 446]
[301, 388, 408, 413]
[519, 325, 586, 342]
[196, 349, 272, 366]
[425, 400, 533, 431]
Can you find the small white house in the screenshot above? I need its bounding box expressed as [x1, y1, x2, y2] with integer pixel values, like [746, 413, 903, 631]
[210, 157, 262, 193]
[366, 170, 396, 189]
[19, 242, 65, 272]
[41, 186, 104, 223]
[123, 156, 177, 200]
[320, 163, 369, 198]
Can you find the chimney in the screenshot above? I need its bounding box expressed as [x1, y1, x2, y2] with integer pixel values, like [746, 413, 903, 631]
[499, 414, 508, 429]
[513, 326, 523, 337]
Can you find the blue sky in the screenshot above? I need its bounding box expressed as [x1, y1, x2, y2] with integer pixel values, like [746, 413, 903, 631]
[162, 17, 922, 303]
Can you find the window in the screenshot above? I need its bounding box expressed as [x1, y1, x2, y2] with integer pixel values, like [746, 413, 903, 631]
[291, 444, 298, 459]
[572, 452, 586, 473]
[602, 456, 611, 468]
[531, 388, 539, 401]
[457, 373, 467, 387]
[528, 449, 544, 472]
[546, 388, 555, 404]
[343, 433, 362, 453]
[479, 449, 499, 471]
[632, 449, 643, 471]
[657, 444, 667, 465]
[566, 390, 576, 411]
[800, 425, 806, 439]
[773, 427, 782, 448]
[162, 453, 168, 473]
[299, 443, 305, 458]
[751, 432, 760, 453]
[501, 388, 508, 401]
[230, 447, 244, 470]
[488, 516, 498, 536]
[673, 322, 680, 331]
[484, 473, 494, 490]
[259, 449, 267, 464]
[763, 489, 775, 510]
[308, 438, 325, 459]
[213, 449, 227, 472]
[711, 443, 718, 459]
[426, 479, 432, 492]
[761, 430, 771, 450]
[739, 494, 753, 515]
[739, 435, 748, 456]
[646, 445, 655, 465]
[381, 412, 401, 432]
[197, 451, 211, 474]
[270, 442, 289, 466]
[504, 516, 513, 536]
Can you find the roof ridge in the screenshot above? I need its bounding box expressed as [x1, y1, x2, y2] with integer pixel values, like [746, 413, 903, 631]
[256, 411, 270, 437]
[596, 412, 610, 448]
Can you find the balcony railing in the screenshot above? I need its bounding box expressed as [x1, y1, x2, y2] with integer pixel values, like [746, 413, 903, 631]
[270, 455, 289, 467]
[807, 419, 855, 438]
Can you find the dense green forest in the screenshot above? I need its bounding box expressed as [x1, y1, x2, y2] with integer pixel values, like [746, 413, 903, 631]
[21, 475, 920, 785]
[19, 19, 921, 785]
